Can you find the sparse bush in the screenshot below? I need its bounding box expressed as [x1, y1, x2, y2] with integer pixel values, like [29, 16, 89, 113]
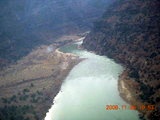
[31, 93, 36, 98]
[0, 105, 35, 120]
[155, 97, 160, 102]
[30, 83, 34, 87]
[150, 52, 157, 58]
[23, 89, 30, 94]
[10, 95, 17, 102]
[19, 95, 29, 101]
[129, 69, 139, 79]
[1, 98, 8, 103]
[36, 91, 43, 96]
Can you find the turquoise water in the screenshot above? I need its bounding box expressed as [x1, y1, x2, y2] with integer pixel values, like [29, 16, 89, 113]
[45, 41, 139, 120]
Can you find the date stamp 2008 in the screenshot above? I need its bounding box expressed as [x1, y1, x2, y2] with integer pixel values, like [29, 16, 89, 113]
[106, 105, 155, 111]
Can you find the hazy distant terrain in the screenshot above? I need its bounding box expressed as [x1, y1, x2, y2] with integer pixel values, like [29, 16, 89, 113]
[0, 0, 113, 67]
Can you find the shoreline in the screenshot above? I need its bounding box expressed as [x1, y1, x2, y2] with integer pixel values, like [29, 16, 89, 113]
[0, 34, 85, 120]
[118, 69, 154, 120]
[43, 49, 84, 120]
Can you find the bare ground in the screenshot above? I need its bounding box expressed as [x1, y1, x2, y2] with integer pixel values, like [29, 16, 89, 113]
[0, 34, 83, 120]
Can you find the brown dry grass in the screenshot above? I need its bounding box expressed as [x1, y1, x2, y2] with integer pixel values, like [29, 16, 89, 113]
[0, 37, 82, 119]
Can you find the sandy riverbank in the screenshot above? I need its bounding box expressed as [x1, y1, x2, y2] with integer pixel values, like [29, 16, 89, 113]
[118, 69, 158, 120]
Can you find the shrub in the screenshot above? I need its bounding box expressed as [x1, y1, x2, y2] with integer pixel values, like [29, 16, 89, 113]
[129, 69, 139, 79]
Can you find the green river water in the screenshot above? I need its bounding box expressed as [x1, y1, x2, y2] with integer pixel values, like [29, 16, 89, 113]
[45, 41, 139, 120]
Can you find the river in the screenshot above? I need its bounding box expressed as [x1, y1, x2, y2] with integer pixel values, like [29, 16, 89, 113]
[44, 40, 139, 120]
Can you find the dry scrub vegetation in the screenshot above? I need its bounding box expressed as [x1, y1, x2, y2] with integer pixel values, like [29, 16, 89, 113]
[0, 41, 80, 120]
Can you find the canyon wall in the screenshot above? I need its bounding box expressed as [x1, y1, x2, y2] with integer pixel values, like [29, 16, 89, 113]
[82, 0, 160, 119]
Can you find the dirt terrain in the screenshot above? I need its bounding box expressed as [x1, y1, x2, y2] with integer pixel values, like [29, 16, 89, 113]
[0, 34, 83, 120]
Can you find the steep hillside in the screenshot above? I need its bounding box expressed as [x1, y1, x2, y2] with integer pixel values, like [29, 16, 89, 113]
[82, 0, 160, 119]
[0, 0, 113, 68]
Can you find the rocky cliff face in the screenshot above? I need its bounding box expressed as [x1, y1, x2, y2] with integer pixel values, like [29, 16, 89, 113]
[0, 0, 113, 67]
[82, 0, 160, 119]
